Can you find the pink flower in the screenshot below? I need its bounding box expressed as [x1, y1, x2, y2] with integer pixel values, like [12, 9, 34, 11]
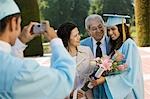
[90, 51, 128, 77]
[100, 56, 112, 71]
[114, 50, 124, 62]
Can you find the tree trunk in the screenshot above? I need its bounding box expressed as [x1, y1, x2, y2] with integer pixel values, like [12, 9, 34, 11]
[135, 0, 150, 46]
[15, 0, 43, 56]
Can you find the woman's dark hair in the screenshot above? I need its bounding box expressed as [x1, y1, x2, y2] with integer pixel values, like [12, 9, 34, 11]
[57, 22, 77, 48]
[109, 23, 132, 56]
[0, 13, 21, 33]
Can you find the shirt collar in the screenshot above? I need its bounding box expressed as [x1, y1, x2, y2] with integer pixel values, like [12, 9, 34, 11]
[92, 36, 105, 46]
[0, 40, 11, 53]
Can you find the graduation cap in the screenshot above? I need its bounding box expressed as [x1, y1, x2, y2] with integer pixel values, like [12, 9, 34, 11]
[103, 14, 130, 27]
[0, 0, 20, 20]
[103, 14, 130, 42]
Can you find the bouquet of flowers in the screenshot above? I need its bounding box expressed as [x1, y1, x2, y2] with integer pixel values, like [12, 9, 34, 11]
[81, 50, 128, 91]
[92, 50, 128, 77]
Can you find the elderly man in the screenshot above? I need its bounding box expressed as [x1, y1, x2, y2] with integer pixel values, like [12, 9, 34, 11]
[80, 14, 110, 58]
[0, 0, 76, 98]
[80, 14, 110, 99]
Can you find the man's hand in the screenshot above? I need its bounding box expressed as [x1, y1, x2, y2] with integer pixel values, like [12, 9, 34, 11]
[19, 21, 58, 43]
[42, 21, 58, 41]
[18, 22, 39, 44]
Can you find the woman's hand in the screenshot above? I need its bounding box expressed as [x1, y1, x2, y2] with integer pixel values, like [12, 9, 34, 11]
[91, 76, 106, 87]
[69, 90, 85, 99]
[77, 90, 85, 99]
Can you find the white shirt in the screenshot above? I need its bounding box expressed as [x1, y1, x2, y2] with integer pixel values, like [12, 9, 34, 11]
[0, 40, 11, 53]
[11, 38, 27, 58]
[0, 38, 63, 57]
[0, 38, 27, 57]
[92, 36, 107, 57]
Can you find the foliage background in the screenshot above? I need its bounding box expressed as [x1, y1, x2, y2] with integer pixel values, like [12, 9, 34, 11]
[39, 0, 135, 39]
[14, 0, 150, 55]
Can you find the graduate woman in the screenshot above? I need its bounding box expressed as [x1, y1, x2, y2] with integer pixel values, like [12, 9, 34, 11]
[91, 14, 144, 99]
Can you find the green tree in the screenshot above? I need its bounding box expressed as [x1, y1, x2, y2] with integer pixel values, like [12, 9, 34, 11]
[41, 0, 90, 33]
[15, 0, 43, 56]
[38, 0, 49, 20]
[42, 0, 74, 29]
[71, 0, 90, 34]
[135, 0, 150, 46]
[103, 0, 134, 16]
[89, 0, 103, 15]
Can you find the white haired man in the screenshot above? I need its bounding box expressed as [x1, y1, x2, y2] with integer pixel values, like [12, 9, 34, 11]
[80, 14, 110, 99]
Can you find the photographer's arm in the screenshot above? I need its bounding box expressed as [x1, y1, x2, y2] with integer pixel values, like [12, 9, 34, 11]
[11, 38, 27, 58]
[11, 22, 39, 57]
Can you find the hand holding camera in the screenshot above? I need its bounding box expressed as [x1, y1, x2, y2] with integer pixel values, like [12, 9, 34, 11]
[32, 23, 46, 34]
[19, 22, 39, 44]
[32, 21, 57, 41]
[19, 21, 57, 44]
[41, 21, 58, 41]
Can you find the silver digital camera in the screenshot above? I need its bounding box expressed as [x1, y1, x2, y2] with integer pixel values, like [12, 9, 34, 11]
[33, 23, 46, 34]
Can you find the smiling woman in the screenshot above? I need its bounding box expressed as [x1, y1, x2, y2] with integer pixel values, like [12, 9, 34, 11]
[57, 22, 95, 99]
[92, 14, 144, 99]
[107, 26, 120, 40]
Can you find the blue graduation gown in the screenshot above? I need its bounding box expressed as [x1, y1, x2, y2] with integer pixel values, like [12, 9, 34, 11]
[0, 39, 76, 99]
[98, 38, 144, 99]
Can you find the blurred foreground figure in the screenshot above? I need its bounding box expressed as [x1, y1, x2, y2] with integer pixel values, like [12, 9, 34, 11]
[0, 0, 76, 98]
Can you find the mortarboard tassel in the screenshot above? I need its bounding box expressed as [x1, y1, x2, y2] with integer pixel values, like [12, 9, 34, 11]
[122, 18, 126, 42]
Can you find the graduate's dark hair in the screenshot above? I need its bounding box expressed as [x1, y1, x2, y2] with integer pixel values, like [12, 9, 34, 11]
[109, 23, 132, 56]
[0, 13, 21, 33]
[57, 22, 77, 48]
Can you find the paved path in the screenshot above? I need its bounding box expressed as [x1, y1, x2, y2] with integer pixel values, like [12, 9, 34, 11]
[139, 47, 150, 99]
